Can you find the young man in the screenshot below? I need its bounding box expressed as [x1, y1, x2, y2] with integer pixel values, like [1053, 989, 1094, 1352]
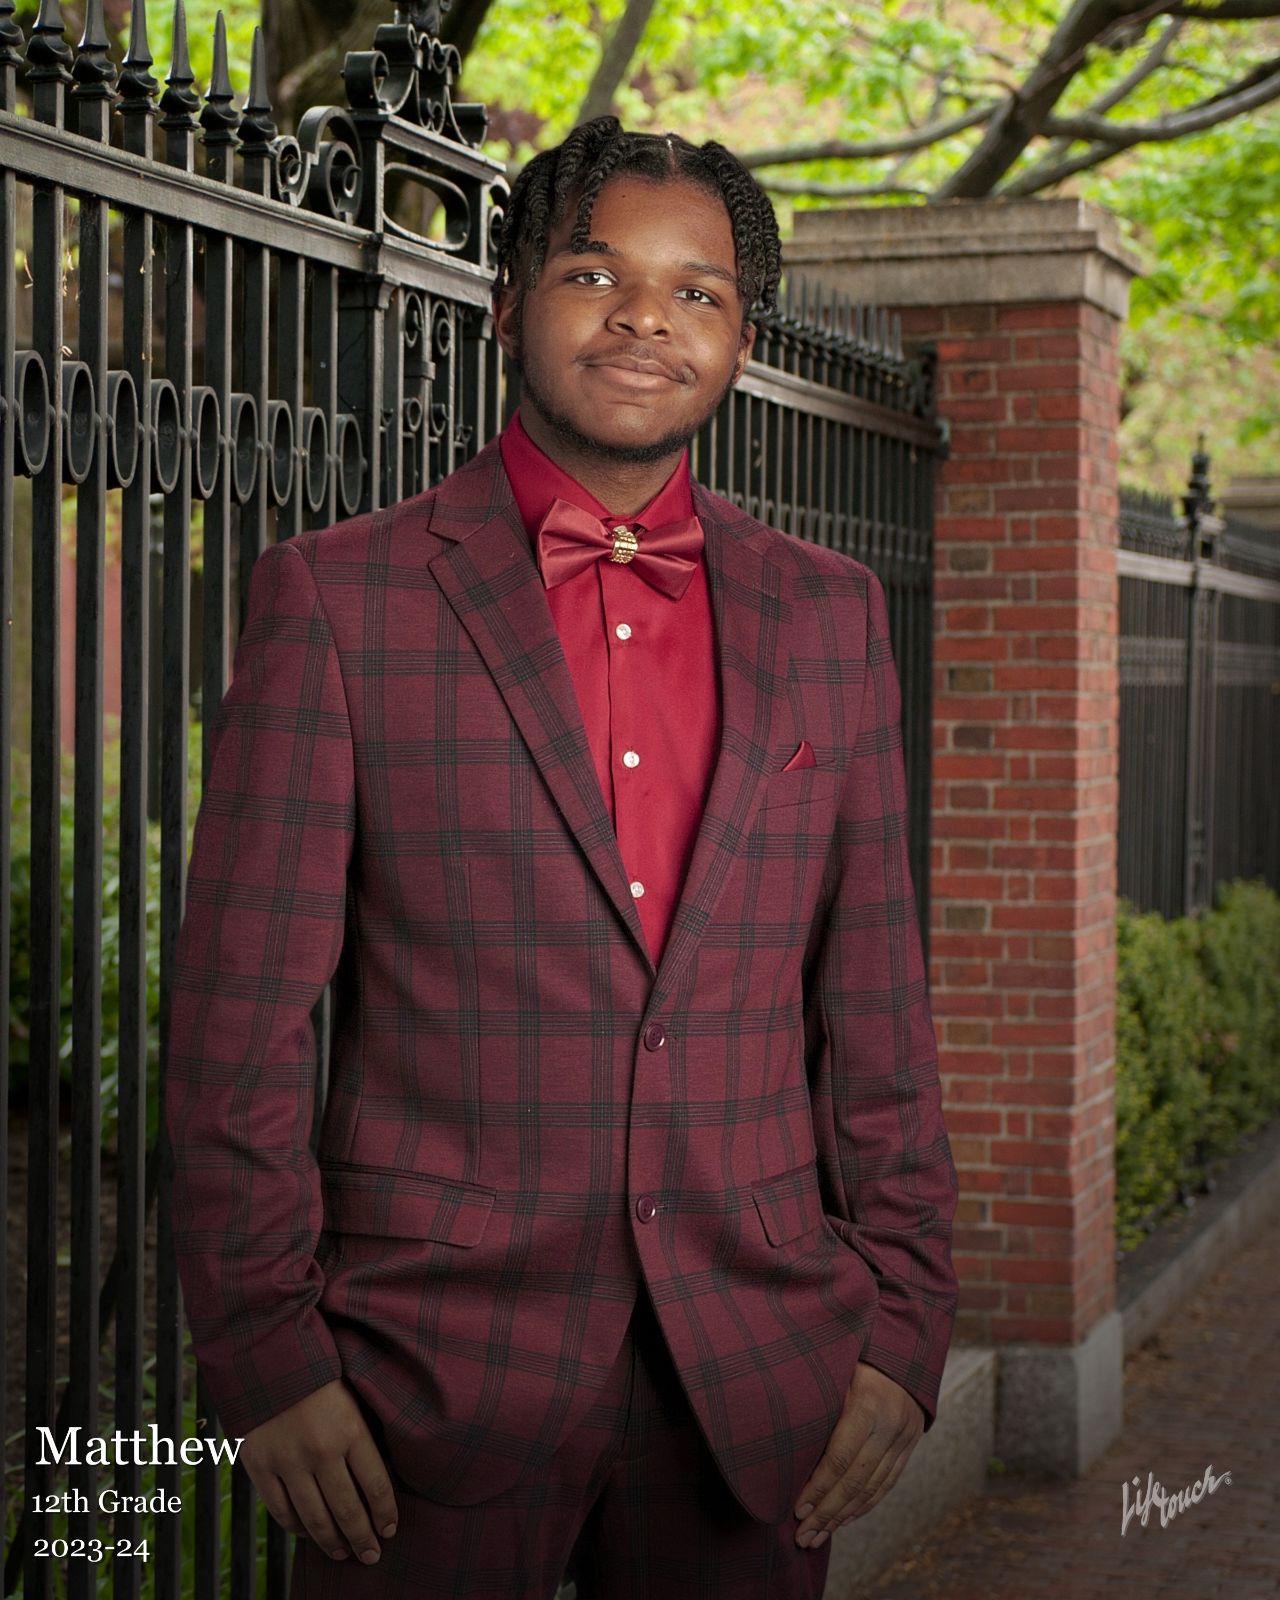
[166, 117, 959, 1599]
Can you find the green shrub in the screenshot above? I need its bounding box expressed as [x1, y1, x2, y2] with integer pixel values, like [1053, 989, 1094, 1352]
[1197, 879, 1280, 1151]
[1115, 877, 1280, 1252]
[7, 718, 202, 1148]
[1114, 900, 1212, 1246]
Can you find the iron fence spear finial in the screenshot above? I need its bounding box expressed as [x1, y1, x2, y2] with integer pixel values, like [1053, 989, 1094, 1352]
[240, 26, 278, 145]
[27, 0, 72, 73]
[0, 0, 23, 98]
[0, 0, 17, 45]
[72, 0, 115, 142]
[200, 12, 238, 145]
[1183, 433, 1214, 535]
[76, 0, 109, 54]
[159, 0, 199, 131]
[119, 0, 159, 111]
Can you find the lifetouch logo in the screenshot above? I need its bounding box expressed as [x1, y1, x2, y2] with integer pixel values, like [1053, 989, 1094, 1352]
[1121, 1465, 1232, 1535]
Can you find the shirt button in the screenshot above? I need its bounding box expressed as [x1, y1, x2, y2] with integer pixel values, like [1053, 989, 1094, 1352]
[623, 750, 640, 768]
[643, 1022, 666, 1051]
[615, 623, 632, 640]
[635, 1196, 657, 1223]
[630, 880, 645, 898]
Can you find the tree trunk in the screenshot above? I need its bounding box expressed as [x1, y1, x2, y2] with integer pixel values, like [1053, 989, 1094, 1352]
[574, 0, 658, 126]
[439, 0, 498, 63]
[261, 0, 390, 130]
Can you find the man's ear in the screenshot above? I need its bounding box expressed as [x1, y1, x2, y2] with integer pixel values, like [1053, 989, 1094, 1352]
[493, 284, 521, 361]
[730, 317, 757, 384]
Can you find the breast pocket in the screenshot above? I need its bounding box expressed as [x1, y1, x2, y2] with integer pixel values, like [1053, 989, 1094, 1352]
[758, 771, 842, 814]
[757, 746, 843, 814]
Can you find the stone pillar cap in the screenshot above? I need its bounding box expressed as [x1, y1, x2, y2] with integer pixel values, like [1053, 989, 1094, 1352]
[786, 197, 1143, 318]
[1220, 476, 1280, 532]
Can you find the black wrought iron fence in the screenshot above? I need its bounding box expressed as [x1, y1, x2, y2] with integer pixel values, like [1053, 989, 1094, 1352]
[0, 2, 942, 1595]
[1118, 446, 1280, 919]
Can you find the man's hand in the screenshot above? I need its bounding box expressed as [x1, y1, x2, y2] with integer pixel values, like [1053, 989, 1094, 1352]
[793, 1362, 924, 1549]
[238, 1379, 398, 1565]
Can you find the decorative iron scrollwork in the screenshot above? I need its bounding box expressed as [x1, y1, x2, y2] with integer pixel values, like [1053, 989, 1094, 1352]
[289, 106, 365, 221]
[246, 2, 501, 260]
[342, 7, 483, 146]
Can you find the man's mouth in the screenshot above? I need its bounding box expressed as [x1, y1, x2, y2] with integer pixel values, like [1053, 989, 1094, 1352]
[585, 353, 685, 383]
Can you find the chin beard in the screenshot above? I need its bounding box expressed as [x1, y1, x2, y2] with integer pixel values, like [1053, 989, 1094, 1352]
[511, 342, 735, 467]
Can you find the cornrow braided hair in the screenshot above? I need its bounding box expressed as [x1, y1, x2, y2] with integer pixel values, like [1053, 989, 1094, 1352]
[493, 115, 782, 325]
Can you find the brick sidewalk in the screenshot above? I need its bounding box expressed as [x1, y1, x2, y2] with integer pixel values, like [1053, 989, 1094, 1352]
[867, 1224, 1279, 1600]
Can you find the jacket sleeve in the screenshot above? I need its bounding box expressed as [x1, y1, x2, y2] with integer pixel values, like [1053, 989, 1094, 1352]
[164, 537, 353, 1438]
[803, 564, 959, 1431]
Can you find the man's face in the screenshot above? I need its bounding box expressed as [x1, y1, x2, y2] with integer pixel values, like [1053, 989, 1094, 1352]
[493, 174, 756, 465]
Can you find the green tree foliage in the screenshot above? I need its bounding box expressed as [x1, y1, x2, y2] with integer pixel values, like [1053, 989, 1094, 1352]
[452, 0, 1280, 484]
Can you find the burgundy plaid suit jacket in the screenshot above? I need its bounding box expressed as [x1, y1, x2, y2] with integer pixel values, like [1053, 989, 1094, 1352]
[165, 435, 958, 1525]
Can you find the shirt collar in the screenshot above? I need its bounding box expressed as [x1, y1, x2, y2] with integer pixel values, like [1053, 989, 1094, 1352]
[498, 406, 696, 546]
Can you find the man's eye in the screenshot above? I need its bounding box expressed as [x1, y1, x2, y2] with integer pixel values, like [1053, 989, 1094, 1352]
[571, 271, 613, 286]
[680, 288, 717, 305]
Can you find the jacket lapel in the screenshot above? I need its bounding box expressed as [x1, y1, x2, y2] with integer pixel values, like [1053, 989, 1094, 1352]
[424, 442, 654, 970]
[648, 482, 787, 1006]
[422, 443, 790, 996]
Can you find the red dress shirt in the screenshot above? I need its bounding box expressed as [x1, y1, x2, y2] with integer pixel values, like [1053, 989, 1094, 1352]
[499, 408, 720, 965]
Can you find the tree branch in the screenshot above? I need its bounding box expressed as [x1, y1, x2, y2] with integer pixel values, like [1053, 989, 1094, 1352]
[1043, 55, 1280, 141]
[1000, 53, 1280, 193]
[760, 179, 932, 197]
[738, 101, 999, 170]
[1090, 14, 1185, 112]
[884, 81, 946, 182]
[1168, 0, 1280, 17]
[934, 0, 1170, 200]
[573, 0, 660, 126]
[1009, 17, 1183, 186]
[998, 137, 1124, 193]
[1194, 50, 1280, 103]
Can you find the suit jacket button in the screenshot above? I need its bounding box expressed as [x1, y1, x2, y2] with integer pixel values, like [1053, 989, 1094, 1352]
[643, 1023, 666, 1051]
[635, 1196, 657, 1223]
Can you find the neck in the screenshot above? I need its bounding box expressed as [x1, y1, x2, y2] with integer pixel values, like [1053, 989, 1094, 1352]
[517, 403, 684, 520]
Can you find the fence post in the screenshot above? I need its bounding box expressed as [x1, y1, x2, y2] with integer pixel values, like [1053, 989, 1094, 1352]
[786, 198, 1141, 1478]
[1180, 442, 1223, 916]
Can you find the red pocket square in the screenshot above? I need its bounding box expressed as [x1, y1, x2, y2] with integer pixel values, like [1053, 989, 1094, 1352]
[782, 739, 816, 772]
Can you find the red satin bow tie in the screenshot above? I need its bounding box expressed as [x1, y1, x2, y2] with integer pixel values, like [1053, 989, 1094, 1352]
[534, 496, 704, 601]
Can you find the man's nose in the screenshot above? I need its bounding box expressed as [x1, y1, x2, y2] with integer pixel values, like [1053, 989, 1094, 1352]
[606, 283, 670, 338]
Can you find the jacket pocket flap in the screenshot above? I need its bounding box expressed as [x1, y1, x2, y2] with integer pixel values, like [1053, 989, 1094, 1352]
[321, 1164, 496, 1246]
[752, 1163, 825, 1247]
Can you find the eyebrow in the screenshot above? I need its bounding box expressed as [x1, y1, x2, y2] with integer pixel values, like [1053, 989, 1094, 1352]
[549, 240, 739, 289]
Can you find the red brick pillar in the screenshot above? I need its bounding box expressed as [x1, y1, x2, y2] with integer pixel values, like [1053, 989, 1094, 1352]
[786, 199, 1141, 1474]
